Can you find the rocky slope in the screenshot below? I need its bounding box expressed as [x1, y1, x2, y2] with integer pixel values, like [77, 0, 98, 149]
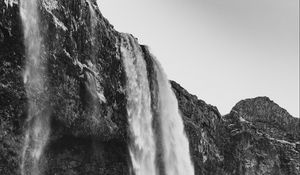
[0, 0, 299, 174]
[220, 97, 300, 175]
[172, 82, 300, 175]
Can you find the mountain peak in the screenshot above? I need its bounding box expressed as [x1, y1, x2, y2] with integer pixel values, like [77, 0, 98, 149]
[231, 96, 300, 141]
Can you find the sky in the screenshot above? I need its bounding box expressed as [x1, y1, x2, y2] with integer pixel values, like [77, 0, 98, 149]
[97, 0, 299, 117]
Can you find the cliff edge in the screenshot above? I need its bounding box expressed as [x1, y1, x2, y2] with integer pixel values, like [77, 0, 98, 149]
[0, 1, 299, 174]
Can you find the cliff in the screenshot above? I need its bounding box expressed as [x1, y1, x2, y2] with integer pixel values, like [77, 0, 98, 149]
[172, 82, 300, 175]
[0, 0, 299, 175]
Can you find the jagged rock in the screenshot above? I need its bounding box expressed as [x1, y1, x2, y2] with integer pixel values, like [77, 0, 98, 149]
[1, 1, 130, 174]
[232, 97, 300, 142]
[172, 84, 300, 175]
[0, 1, 299, 175]
[171, 81, 226, 175]
[219, 97, 300, 175]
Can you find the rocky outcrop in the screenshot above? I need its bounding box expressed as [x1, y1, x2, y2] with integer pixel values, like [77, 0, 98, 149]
[231, 97, 300, 142]
[0, 1, 299, 175]
[171, 81, 225, 175]
[1, 1, 129, 174]
[172, 83, 300, 175]
[220, 97, 300, 175]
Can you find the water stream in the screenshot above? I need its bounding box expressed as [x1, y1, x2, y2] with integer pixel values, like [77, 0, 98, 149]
[153, 58, 195, 175]
[18, 1, 194, 174]
[121, 34, 157, 175]
[20, 0, 50, 174]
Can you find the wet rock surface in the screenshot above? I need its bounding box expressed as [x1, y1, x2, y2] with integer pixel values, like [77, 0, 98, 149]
[0, 1, 299, 174]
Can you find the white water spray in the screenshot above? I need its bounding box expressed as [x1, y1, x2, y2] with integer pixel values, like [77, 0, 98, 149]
[120, 34, 157, 175]
[87, 0, 97, 26]
[153, 58, 194, 175]
[20, 0, 50, 174]
[87, 0, 98, 47]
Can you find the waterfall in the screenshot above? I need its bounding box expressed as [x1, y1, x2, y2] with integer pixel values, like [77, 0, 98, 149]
[87, 0, 97, 27]
[87, 0, 97, 45]
[120, 34, 157, 175]
[18, 1, 193, 174]
[20, 0, 50, 174]
[120, 34, 194, 175]
[153, 58, 194, 175]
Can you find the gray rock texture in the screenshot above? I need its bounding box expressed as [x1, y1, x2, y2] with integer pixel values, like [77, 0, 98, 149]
[0, 1, 299, 174]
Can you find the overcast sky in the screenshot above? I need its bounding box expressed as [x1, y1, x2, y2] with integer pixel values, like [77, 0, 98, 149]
[97, 0, 299, 117]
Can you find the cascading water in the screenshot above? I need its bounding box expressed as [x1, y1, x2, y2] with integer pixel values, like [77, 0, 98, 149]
[87, 0, 97, 46]
[120, 34, 157, 175]
[20, 0, 50, 174]
[152, 57, 195, 175]
[18, 1, 193, 175]
[87, 0, 97, 28]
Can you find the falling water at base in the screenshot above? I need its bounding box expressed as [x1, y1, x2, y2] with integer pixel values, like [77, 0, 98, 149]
[120, 34, 157, 175]
[153, 56, 195, 175]
[20, 0, 50, 174]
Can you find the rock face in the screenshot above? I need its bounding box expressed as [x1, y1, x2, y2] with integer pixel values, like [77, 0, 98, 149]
[221, 97, 300, 175]
[172, 83, 300, 175]
[1, 1, 129, 174]
[0, 1, 299, 175]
